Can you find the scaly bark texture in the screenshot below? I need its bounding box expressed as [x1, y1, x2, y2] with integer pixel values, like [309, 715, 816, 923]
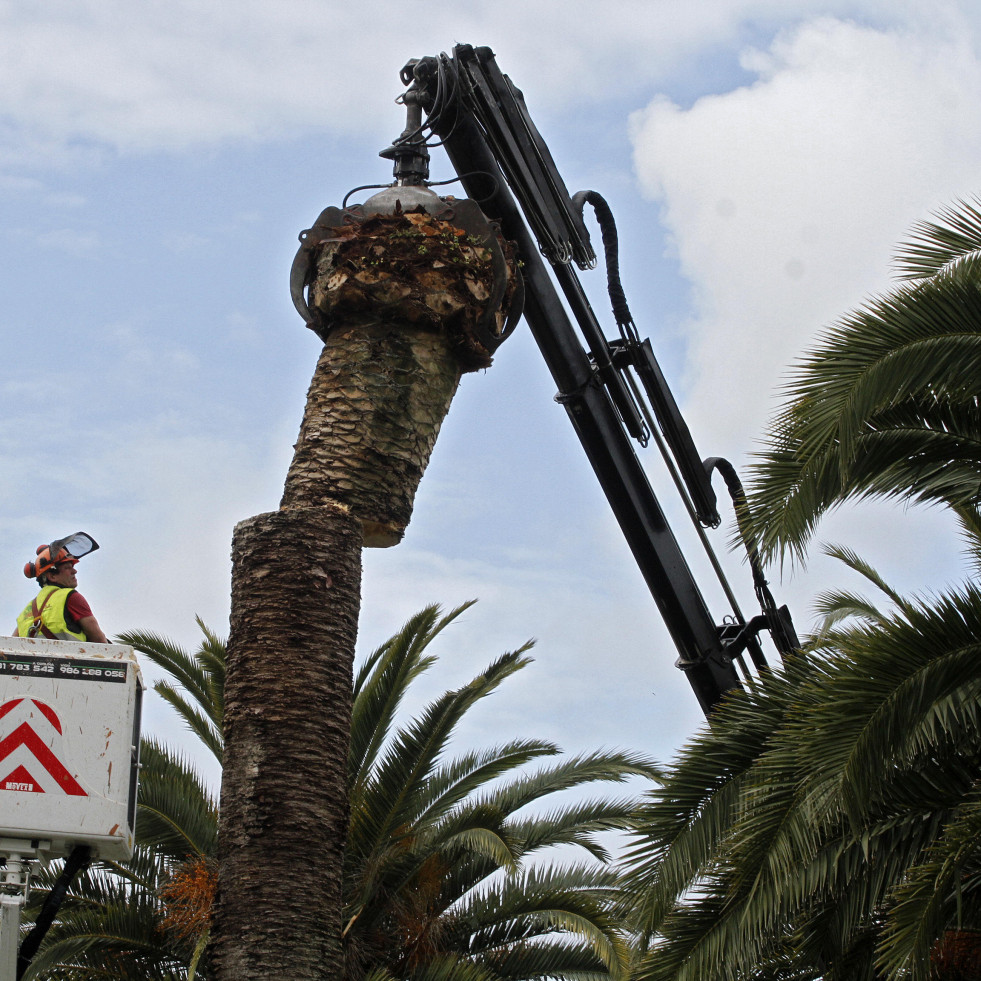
[281, 210, 516, 547]
[212, 505, 362, 980]
[213, 206, 516, 981]
[280, 325, 461, 547]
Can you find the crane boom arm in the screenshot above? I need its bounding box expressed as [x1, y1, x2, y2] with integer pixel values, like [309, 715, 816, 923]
[294, 45, 799, 715]
[410, 46, 768, 714]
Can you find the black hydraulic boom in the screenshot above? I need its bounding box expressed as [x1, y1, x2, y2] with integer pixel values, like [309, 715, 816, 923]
[296, 45, 799, 715]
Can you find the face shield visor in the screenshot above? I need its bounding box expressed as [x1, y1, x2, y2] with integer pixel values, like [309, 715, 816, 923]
[47, 532, 100, 561]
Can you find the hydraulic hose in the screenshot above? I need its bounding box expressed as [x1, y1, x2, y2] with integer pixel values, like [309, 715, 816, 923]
[16, 846, 91, 980]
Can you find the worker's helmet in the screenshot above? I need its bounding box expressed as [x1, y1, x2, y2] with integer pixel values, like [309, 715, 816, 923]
[24, 532, 100, 581]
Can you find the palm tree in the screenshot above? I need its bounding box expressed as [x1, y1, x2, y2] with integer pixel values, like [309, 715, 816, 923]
[215, 198, 519, 981]
[24, 603, 653, 981]
[742, 196, 981, 980]
[745, 196, 981, 565]
[622, 549, 981, 981]
[342, 602, 648, 981]
[621, 196, 981, 981]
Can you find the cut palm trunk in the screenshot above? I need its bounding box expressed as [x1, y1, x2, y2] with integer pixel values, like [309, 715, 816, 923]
[211, 204, 517, 981]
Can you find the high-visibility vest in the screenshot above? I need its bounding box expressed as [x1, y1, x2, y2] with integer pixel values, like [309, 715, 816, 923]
[16, 586, 86, 641]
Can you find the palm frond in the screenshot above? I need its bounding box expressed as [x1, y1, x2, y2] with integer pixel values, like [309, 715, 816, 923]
[351, 602, 476, 786]
[152, 682, 222, 763]
[461, 864, 628, 976]
[401, 953, 501, 981]
[880, 790, 981, 980]
[350, 646, 532, 858]
[820, 543, 909, 609]
[54, 603, 636, 981]
[506, 795, 644, 864]
[746, 272, 981, 563]
[136, 738, 218, 860]
[120, 621, 224, 761]
[896, 196, 981, 282]
[409, 740, 561, 828]
[625, 577, 981, 981]
[22, 889, 180, 980]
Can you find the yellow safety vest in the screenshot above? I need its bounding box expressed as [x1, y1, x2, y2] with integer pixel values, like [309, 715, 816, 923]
[16, 586, 86, 641]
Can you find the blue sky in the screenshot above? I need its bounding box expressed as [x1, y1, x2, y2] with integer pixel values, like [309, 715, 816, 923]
[2, 0, 978, 783]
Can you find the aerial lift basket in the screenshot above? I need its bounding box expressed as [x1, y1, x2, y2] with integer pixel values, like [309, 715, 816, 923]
[0, 636, 143, 860]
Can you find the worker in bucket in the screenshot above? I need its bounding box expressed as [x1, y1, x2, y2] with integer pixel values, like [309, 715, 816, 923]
[13, 532, 109, 643]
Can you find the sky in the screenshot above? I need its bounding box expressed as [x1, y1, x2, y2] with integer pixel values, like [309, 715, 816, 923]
[1, 0, 978, 789]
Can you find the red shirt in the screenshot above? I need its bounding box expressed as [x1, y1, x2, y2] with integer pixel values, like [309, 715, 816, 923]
[65, 590, 94, 625]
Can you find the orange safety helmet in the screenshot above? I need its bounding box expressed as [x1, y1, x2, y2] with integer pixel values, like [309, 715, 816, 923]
[24, 532, 99, 581]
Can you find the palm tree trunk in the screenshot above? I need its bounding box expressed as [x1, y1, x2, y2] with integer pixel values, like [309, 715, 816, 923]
[211, 206, 515, 981]
[279, 320, 464, 546]
[212, 505, 361, 980]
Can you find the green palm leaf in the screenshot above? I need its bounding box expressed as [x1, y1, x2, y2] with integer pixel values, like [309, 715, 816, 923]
[896, 196, 981, 281]
[626, 195, 981, 981]
[36, 603, 647, 980]
[623, 575, 981, 981]
[879, 789, 981, 980]
[351, 602, 474, 787]
[746, 265, 981, 564]
[119, 619, 224, 763]
[136, 739, 218, 859]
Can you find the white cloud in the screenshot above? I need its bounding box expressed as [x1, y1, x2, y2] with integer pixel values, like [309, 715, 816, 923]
[630, 15, 981, 457]
[628, 13, 979, 610]
[0, 0, 948, 161]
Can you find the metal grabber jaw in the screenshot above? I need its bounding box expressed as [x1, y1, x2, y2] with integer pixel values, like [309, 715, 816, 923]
[289, 71, 523, 355]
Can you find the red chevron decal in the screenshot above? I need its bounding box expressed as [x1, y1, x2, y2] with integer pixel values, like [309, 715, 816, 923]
[1, 764, 42, 793]
[0, 698, 22, 721]
[0, 700, 87, 796]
